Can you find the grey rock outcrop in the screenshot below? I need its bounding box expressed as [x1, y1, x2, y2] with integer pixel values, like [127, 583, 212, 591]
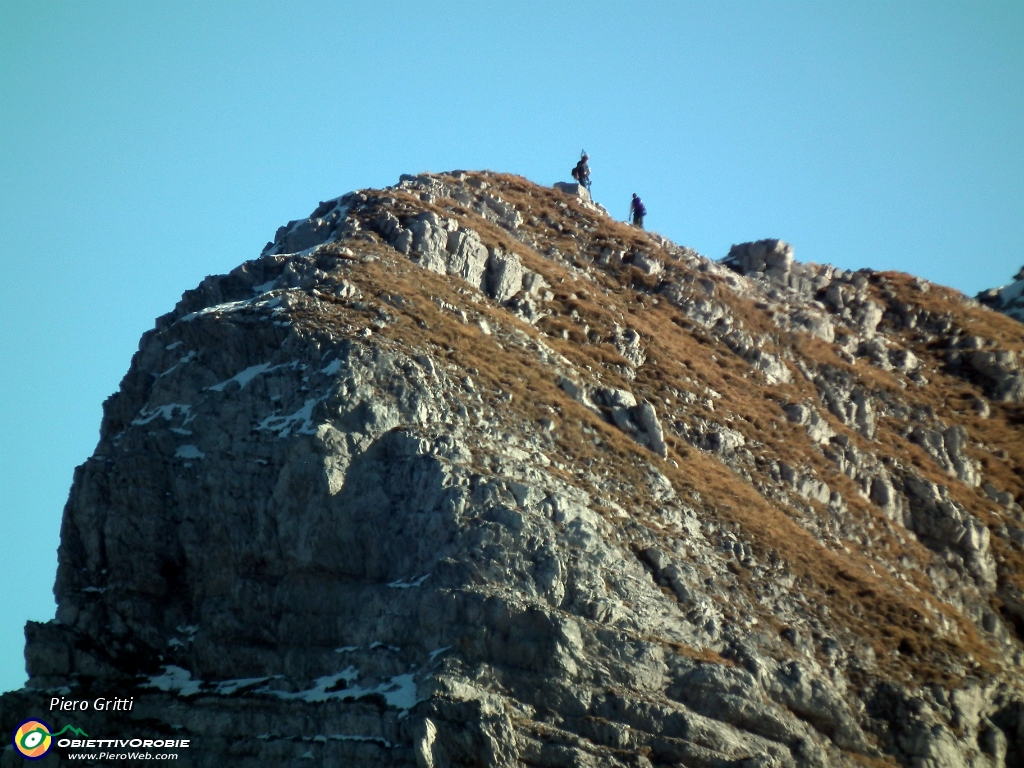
[783, 402, 835, 444]
[977, 267, 1024, 322]
[552, 182, 591, 202]
[558, 379, 668, 457]
[969, 350, 1024, 404]
[899, 472, 997, 588]
[908, 424, 981, 487]
[814, 370, 877, 440]
[724, 239, 794, 282]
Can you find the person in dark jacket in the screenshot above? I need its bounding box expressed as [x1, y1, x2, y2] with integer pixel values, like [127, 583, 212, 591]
[630, 193, 646, 229]
[571, 151, 591, 191]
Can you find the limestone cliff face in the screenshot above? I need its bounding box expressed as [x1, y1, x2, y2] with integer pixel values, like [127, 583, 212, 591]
[3, 171, 1024, 768]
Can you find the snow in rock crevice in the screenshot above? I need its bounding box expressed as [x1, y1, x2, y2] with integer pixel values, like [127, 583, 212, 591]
[256, 396, 326, 437]
[387, 573, 430, 589]
[208, 361, 301, 392]
[132, 404, 193, 427]
[141, 664, 420, 711]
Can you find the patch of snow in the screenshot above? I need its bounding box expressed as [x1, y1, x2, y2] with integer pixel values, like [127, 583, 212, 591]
[379, 674, 418, 710]
[175, 445, 205, 460]
[257, 666, 418, 710]
[159, 350, 197, 378]
[180, 293, 285, 323]
[142, 662, 419, 712]
[208, 361, 301, 392]
[314, 666, 361, 690]
[262, 667, 359, 703]
[334, 646, 359, 653]
[170, 427, 193, 436]
[143, 666, 203, 696]
[370, 642, 400, 652]
[253, 279, 278, 294]
[387, 573, 430, 589]
[428, 646, 451, 663]
[132, 404, 193, 427]
[256, 397, 326, 438]
[209, 362, 271, 391]
[181, 298, 255, 322]
[232, 362, 276, 386]
[164, 341, 184, 351]
[81, 586, 107, 593]
[320, 359, 343, 376]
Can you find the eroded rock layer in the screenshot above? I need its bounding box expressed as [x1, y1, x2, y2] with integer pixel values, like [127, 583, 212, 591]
[3, 171, 1024, 768]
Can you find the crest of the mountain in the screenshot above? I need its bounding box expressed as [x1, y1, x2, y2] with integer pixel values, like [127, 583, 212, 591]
[2, 171, 1023, 768]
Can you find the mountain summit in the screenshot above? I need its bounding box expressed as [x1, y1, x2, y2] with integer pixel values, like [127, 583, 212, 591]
[3, 171, 1023, 767]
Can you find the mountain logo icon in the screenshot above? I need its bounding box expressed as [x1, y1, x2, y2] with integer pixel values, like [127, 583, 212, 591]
[12, 719, 53, 759]
[12, 720, 89, 759]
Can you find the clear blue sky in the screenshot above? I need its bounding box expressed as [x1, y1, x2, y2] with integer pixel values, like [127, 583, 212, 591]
[1, 1, 1022, 693]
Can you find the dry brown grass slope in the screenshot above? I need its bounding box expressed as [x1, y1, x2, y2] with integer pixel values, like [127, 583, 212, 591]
[320, 170, 1024, 691]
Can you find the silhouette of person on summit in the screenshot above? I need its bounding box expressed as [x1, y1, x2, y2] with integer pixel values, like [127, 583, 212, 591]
[571, 151, 591, 191]
[630, 194, 646, 229]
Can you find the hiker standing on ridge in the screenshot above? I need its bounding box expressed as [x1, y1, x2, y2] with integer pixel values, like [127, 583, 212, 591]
[571, 151, 591, 191]
[630, 193, 646, 229]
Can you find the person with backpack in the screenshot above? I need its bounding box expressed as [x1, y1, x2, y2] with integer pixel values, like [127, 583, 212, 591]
[630, 193, 646, 228]
[571, 151, 591, 191]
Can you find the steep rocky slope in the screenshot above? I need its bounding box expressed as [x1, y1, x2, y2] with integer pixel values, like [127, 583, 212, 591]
[978, 269, 1024, 324]
[3, 171, 1024, 767]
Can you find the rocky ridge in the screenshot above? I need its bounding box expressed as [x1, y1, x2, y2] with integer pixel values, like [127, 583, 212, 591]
[2, 170, 1024, 767]
[977, 268, 1024, 325]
